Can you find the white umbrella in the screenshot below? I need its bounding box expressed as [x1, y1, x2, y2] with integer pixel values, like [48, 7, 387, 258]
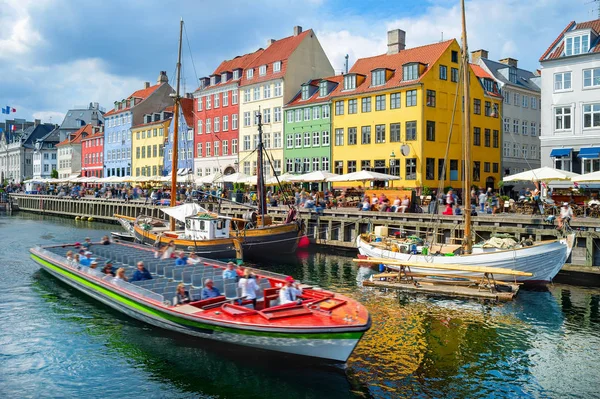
[502, 167, 579, 182]
[327, 170, 401, 182]
[572, 170, 600, 183]
[198, 172, 223, 184]
[289, 171, 337, 183]
[222, 172, 250, 183]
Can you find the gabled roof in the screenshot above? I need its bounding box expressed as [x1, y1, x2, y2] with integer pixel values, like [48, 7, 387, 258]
[540, 19, 600, 62]
[479, 58, 540, 92]
[286, 75, 344, 107]
[19, 124, 56, 148]
[104, 83, 165, 116]
[240, 29, 312, 87]
[56, 124, 94, 146]
[329, 40, 454, 97]
[81, 130, 104, 142]
[213, 49, 265, 76]
[180, 98, 194, 126]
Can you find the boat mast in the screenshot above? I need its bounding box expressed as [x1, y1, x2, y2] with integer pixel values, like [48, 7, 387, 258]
[169, 18, 183, 231]
[460, 0, 473, 253]
[256, 110, 266, 227]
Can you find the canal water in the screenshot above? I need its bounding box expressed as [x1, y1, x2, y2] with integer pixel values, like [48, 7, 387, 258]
[0, 213, 599, 399]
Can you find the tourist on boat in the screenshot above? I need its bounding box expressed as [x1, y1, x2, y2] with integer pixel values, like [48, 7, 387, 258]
[223, 262, 238, 280]
[131, 262, 152, 282]
[175, 251, 188, 266]
[279, 276, 303, 305]
[79, 251, 93, 267]
[187, 252, 200, 265]
[82, 237, 92, 250]
[238, 269, 260, 308]
[90, 260, 98, 270]
[66, 251, 73, 261]
[176, 283, 191, 305]
[73, 253, 80, 264]
[101, 235, 111, 245]
[115, 268, 127, 281]
[201, 279, 221, 300]
[558, 203, 574, 229]
[103, 261, 115, 277]
[74, 242, 81, 250]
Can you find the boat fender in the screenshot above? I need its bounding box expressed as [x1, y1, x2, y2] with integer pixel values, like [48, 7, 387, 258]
[378, 263, 385, 273]
[410, 244, 418, 254]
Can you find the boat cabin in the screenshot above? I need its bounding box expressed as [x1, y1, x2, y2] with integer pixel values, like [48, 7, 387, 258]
[184, 214, 230, 240]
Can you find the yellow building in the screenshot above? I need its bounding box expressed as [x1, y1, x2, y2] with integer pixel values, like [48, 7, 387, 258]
[131, 110, 171, 177]
[330, 30, 502, 192]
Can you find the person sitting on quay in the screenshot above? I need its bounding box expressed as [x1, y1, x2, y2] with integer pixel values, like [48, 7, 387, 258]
[101, 235, 111, 245]
[79, 251, 93, 267]
[361, 197, 371, 212]
[103, 261, 115, 277]
[279, 276, 303, 305]
[186, 252, 200, 265]
[201, 279, 221, 300]
[399, 195, 411, 213]
[114, 267, 127, 281]
[238, 269, 259, 308]
[223, 262, 238, 281]
[558, 202, 574, 229]
[175, 251, 188, 266]
[131, 261, 152, 282]
[176, 283, 191, 305]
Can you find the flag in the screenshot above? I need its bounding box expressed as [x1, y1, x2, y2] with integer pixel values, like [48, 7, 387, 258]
[11, 125, 16, 131]
[11, 108, 16, 113]
[2, 106, 16, 114]
[1, 107, 6, 114]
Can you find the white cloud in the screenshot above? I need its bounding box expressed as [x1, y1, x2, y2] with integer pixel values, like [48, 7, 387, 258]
[0, 0, 51, 60]
[317, 30, 386, 74]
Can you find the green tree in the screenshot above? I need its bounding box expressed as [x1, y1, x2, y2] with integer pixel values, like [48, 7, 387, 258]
[51, 169, 58, 178]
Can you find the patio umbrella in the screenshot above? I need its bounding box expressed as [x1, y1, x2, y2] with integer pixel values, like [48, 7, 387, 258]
[222, 172, 250, 183]
[289, 171, 337, 183]
[327, 170, 401, 182]
[197, 172, 223, 184]
[571, 170, 600, 183]
[502, 167, 579, 182]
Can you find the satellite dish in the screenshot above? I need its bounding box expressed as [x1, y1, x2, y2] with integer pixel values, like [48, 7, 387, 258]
[400, 145, 410, 156]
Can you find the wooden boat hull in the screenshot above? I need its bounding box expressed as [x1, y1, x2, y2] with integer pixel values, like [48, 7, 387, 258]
[233, 222, 302, 258]
[356, 234, 575, 283]
[30, 246, 368, 362]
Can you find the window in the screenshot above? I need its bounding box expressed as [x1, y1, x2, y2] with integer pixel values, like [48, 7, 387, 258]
[301, 85, 310, 100]
[244, 112, 251, 127]
[303, 108, 310, 121]
[438, 159, 446, 180]
[303, 158, 310, 173]
[504, 90, 510, 104]
[347, 160, 357, 173]
[484, 129, 491, 147]
[318, 81, 328, 97]
[232, 114, 238, 129]
[513, 92, 520, 106]
[375, 95, 386, 111]
[509, 67, 517, 83]
[263, 108, 271, 124]
[474, 127, 481, 146]
[426, 121, 435, 141]
[136, 147, 141, 159]
[451, 68, 459, 82]
[512, 143, 519, 157]
[583, 68, 600, 88]
[206, 96, 211, 109]
[247, 69, 254, 79]
[222, 140, 228, 155]
[530, 122, 537, 136]
[503, 142, 510, 157]
[362, 97, 371, 113]
[493, 130, 499, 148]
[406, 90, 417, 107]
[322, 105, 330, 118]
[243, 135, 250, 151]
[531, 96, 537, 109]
[273, 61, 281, 72]
[304, 132, 311, 147]
[361, 126, 371, 144]
[205, 118, 211, 133]
[485, 101, 491, 116]
[390, 93, 401, 109]
[372, 69, 385, 86]
[198, 120, 204, 135]
[484, 162, 490, 173]
[473, 161, 480, 182]
[335, 161, 343, 174]
[259, 65, 267, 76]
[335, 101, 344, 115]
[213, 141, 219, 157]
[232, 90, 238, 104]
[375, 125, 385, 143]
[451, 50, 458, 63]
[554, 72, 572, 91]
[223, 115, 229, 131]
[223, 91, 229, 106]
[274, 132, 282, 148]
[565, 34, 589, 56]
[522, 121, 528, 135]
[406, 121, 417, 140]
[286, 159, 293, 172]
[264, 84, 271, 99]
[197, 97, 203, 111]
[439, 65, 447, 80]
[153, 144, 158, 157]
[344, 74, 356, 90]
[390, 123, 401, 142]
[312, 131, 320, 146]
[583, 103, 600, 128]
[287, 111, 294, 123]
[361, 160, 371, 171]
[286, 134, 294, 149]
[348, 127, 357, 145]
[426, 90, 436, 107]
[312, 157, 319, 171]
[214, 117, 220, 132]
[214, 93, 220, 108]
[322, 157, 329, 172]
[253, 87, 260, 101]
[263, 133, 271, 149]
[312, 106, 321, 120]
[405, 158, 417, 180]
[555, 107, 572, 130]
[513, 119, 519, 134]
[274, 82, 282, 97]
[403, 64, 418, 81]
[274, 107, 281, 122]
[426, 158, 435, 180]
[253, 134, 258, 149]
[474, 99, 481, 114]
[522, 96, 528, 108]
[294, 133, 302, 148]
[348, 99, 358, 114]
[503, 117, 510, 133]
[335, 128, 344, 145]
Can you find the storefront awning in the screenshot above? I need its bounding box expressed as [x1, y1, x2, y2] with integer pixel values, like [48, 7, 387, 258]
[577, 147, 600, 159]
[550, 148, 572, 158]
[177, 168, 192, 176]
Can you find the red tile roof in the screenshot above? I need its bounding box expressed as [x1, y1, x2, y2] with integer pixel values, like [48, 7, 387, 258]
[56, 124, 94, 146]
[81, 130, 104, 142]
[285, 75, 344, 107]
[240, 29, 312, 87]
[539, 20, 600, 62]
[213, 49, 265, 75]
[104, 83, 164, 116]
[328, 40, 454, 98]
[470, 64, 491, 79]
[180, 98, 194, 126]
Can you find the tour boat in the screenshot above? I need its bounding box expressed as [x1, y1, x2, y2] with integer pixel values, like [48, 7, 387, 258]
[30, 241, 370, 362]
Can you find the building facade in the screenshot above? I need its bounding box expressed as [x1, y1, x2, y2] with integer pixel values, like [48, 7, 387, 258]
[193, 50, 262, 178]
[103, 72, 173, 178]
[32, 128, 60, 179]
[539, 19, 600, 174]
[237, 26, 334, 177]
[81, 128, 104, 178]
[283, 76, 340, 173]
[56, 124, 96, 179]
[330, 31, 502, 191]
[163, 98, 194, 177]
[473, 51, 541, 179]
[56, 103, 104, 142]
[131, 109, 171, 177]
[1, 121, 55, 182]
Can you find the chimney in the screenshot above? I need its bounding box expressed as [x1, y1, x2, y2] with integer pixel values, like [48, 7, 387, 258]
[499, 57, 518, 68]
[157, 71, 168, 84]
[144, 81, 150, 89]
[293, 26, 303, 36]
[471, 49, 488, 64]
[185, 93, 193, 99]
[266, 38, 276, 47]
[387, 29, 406, 55]
[34, 119, 41, 126]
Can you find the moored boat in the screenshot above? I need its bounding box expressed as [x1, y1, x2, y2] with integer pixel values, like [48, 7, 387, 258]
[30, 241, 370, 362]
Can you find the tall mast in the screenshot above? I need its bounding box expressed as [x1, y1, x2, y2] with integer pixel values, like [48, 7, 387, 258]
[460, 0, 472, 253]
[256, 110, 266, 226]
[169, 18, 183, 231]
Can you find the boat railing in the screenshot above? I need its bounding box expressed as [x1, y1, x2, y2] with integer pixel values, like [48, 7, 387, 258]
[34, 246, 165, 304]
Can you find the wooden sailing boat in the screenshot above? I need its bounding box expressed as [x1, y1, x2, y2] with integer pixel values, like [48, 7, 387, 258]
[357, 0, 574, 283]
[116, 19, 303, 259]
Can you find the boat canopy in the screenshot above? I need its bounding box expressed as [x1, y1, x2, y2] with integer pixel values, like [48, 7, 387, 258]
[160, 203, 208, 222]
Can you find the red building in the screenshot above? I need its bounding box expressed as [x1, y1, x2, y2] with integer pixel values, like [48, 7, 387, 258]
[81, 127, 104, 178]
[193, 49, 263, 178]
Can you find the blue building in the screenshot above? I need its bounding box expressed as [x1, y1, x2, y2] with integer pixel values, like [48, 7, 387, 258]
[163, 97, 195, 176]
[103, 71, 173, 177]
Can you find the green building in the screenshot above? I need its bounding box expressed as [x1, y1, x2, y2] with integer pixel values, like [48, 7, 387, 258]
[283, 76, 341, 174]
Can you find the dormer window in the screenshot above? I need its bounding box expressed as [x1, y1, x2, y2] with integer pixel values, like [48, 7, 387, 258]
[273, 61, 281, 72]
[221, 73, 227, 82]
[210, 76, 216, 85]
[343, 74, 356, 90]
[259, 65, 267, 76]
[233, 70, 240, 79]
[372, 69, 385, 86]
[403, 63, 419, 81]
[509, 67, 517, 84]
[301, 85, 310, 100]
[319, 81, 327, 97]
[247, 69, 254, 79]
[565, 33, 590, 56]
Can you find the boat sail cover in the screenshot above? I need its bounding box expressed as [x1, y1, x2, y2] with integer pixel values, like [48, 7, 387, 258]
[160, 203, 208, 222]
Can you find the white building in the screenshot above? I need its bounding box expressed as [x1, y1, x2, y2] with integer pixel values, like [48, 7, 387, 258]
[32, 128, 60, 179]
[540, 19, 600, 174]
[56, 124, 96, 179]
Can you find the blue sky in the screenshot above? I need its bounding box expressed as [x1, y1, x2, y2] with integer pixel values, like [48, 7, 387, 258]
[0, 0, 594, 124]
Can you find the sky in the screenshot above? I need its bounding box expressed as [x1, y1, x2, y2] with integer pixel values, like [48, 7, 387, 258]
[0, 0, 595, 124]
